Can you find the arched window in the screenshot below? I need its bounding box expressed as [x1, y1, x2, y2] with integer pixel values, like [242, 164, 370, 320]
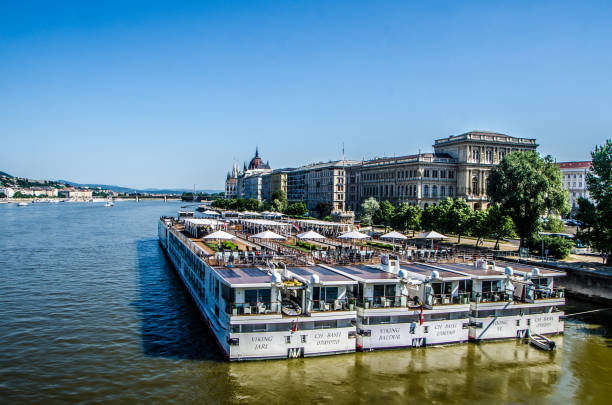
[440, 186, 446, 197]
[432, 185, 437, 197]
[423, 185, 429, 197]
[448, 186, 453, 196]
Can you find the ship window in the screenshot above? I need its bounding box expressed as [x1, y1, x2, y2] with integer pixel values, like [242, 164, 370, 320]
[301, 335, 307, 343]
[337, 318, 353, 328]
[459, 280, 472, 294]
[449, 311, 469, 320]
[428, 312, 450, 321]
[368, 316, 391, 325]
[285, 336, 291, 344]
[231, 324, 240, 333]
[482, 280, 501, 292]
[314, 320, 337, 329]
[241, 324, 266, 333]
[475, 309, 496, 318]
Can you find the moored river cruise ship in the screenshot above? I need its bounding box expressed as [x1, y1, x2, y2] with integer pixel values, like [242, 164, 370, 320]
[428, 260, 566, 341]
[158, 215, 566, 360]
[158, 217, 357, 360]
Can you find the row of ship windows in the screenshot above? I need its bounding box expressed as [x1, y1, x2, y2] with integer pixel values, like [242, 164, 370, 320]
[230, 319, 353, 333]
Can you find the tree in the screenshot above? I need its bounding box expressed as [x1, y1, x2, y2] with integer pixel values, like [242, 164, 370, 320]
[421, 204, 441, 232]
[469, 209, 489, 246]
[576, 139, 612, 264]
[392, 203, 422, 235]
[360, 197, 379, 226]
[315, 202, 332, 218]
[373, 200, 394, 229]
[270, 189, 288, 212]
[285, 202, 308, 216]
[447, 198, 473, 244]
[542, 217, 565, 233]
[404, 205, 422, 236]
[487, 204, 516, 249]
[244, 198, 261, 211]
[488, 151, 569, 248]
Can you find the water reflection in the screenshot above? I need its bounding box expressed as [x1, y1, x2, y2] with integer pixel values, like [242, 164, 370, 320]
[133, 238, 223, 361]
[224, 339, 563, 404]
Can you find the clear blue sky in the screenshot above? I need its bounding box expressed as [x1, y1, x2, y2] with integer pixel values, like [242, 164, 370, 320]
[1, 1, 611, 190]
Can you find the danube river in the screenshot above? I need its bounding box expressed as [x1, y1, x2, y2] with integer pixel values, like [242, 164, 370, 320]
[0, 201, 610, 404]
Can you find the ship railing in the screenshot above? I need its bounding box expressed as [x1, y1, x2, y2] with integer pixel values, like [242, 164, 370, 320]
[228, 301, 281, 316]
[472, 291, 512, 303]
[530, 287, 565, 301]
[359, 295, 414, 309]
[311, 298, 354, 312]
[430, 292, 471, 305]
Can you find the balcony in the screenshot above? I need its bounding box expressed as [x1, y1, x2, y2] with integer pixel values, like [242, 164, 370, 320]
[311, 298, 354, 312]
[359, 295, 414, 309]
[431, 293, 470, 306]
[228, 301, 281, 316]
[472, 291, 512, 303]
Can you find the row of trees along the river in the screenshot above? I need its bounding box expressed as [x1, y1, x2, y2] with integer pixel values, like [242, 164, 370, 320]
[211, 190, 309, 217]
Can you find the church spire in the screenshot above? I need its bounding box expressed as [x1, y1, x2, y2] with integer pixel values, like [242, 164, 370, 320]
[255, 146, 259, 158]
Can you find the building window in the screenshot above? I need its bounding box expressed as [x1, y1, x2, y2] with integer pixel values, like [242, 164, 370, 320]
[424, 169, 430, 178]
[440, 186, 446, 197]
[472, 177, 479, 195]
[423, 185, 429, 197]
[448, 171, 454, 179]
[432, 170, 438, 178]
[440, 170, 446, 179]
[448, 186, 453, 196]
[432, 185, 438, 197]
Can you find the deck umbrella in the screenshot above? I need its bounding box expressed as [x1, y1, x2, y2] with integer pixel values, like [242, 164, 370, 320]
[296, 230, 326, 240]
[416, 230, 447, 249]
[203, 230, 236, 250]
[252, 230, 286, 240]
[380, 231, 407, 251]
[296, 230, 326, 254]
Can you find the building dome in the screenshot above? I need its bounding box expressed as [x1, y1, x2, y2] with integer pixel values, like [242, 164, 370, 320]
[248, 147, 270, 170]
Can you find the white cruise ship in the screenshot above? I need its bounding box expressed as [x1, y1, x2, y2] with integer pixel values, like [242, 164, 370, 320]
[428, 260, 566, 341]
[158, 217, 357, 360]
[325, 257, 472, 350]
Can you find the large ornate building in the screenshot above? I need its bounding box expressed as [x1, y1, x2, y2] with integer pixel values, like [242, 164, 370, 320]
[557, 161, 593, 214]
[224, 131, 539, 212]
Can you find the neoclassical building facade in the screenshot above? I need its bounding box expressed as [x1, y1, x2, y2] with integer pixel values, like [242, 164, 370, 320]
[225, 131, 539, 212]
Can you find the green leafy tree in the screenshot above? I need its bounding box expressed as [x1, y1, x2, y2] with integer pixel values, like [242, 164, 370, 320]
[487, 204, 516, 249]
[542, 217, 566, 233]
[576, 139, 612, 264]
[528, 235, 573, 259]
[447, 198, 473, 244]
[244, 198, 261, 211]
[421, 204, 441, 232]
[469, 209, 489, 246]
[404, 205, 422, 236]
[316, 202, 333, 218]
[285, 202, 308, 216]
[488, 151, 569, 248]
[373, 200, 394, 229]
[360, 197, 379, 226]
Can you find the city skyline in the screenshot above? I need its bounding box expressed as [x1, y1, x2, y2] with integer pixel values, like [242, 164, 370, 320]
[2, 1, 611, 189]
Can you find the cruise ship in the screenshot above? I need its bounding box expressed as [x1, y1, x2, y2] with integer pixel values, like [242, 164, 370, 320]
[158, 217, 358, 360]
[325, 257, 471, 350]
[159, 214, 566, 360]
[426, 260, 566, 341]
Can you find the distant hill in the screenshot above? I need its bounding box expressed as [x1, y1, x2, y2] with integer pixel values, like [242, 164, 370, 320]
[0, 171, 13, 177]
[56, 180, 221, 195]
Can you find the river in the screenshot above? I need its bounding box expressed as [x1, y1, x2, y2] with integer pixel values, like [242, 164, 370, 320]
[0, 201, 610, 404]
